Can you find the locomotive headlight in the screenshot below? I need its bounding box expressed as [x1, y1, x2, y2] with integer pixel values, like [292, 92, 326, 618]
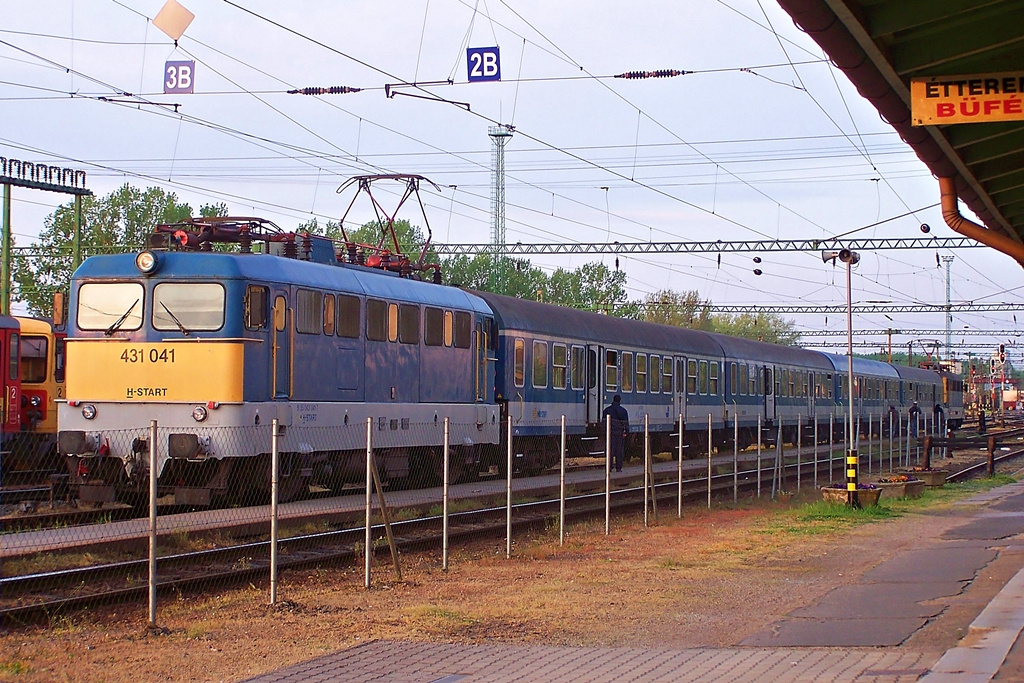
[30, 395, 41, 407]
[81, 404, 97, 420]
[135, 250, 160, 275]
[192, 405, 209, 422]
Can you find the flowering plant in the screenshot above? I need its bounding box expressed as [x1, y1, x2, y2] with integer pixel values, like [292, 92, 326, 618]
[878, 475, 918, 483]
[824, 482, 878, 490]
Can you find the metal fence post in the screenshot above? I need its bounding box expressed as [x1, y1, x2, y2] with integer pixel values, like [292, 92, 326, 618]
[644, 413, 651, 527]
[796, 413, 802, 492]
[757, 415, 762, 499]
[889, 411, 894, 472]
[506, 416, 513, 558]
[270, 418, 279, 605]
[148, 419, 158, 628]
[605, 413, 611, 535]
[559, 415, 566, 546]
[829, 412, 834, 481]
[443, 417, 450, 571]
[733, 409, 738, 504]
[707, 413, 713, 509]
[365, 417, 373, 589]
[866, 412, 872, 476]
[813, 413, 819, 489]
[678, 413, 684, 518]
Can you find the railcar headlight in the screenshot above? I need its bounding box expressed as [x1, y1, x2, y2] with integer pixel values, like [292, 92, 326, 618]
[135, 250, 160, 275]
[30, 395, 42, 407]
[192, 405, 209, 422]
[81, 404, 97, 420]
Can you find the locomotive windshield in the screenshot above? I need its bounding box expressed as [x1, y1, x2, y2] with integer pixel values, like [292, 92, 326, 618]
[78, 282, 144, 332]
[153, 283, 225, 331]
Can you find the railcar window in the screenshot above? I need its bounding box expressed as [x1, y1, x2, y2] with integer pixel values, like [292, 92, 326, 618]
[687, 359, 697, 395]
[739, 363, 748, 396]
[323, 295, 335, 335]
[424, 307, 444, 346]
[553, 343, 567, 389]
[636, 354, 648, 393]
[294, 289, 322, 335]
[78, 282, 144, 332]
[274, 296, 286, 332]
[444, 311, 454, 347]
[153, 283, 225, 332]
[763, 367, 770, 395]
[605, 350, 618, 391]
[827, 373, 833, 399]
[337, 295, 360, 338]
[454, 312, 471, 349]
[730, 363, 737, 397]
[366, 299, 387, 341]
[20, 335, 47, 384]
[588, 349, 598, 389]
[533, 341, 548, 388]
[662, 359, 672, 394]
[245, 285, 268, 330]
[650, 356, 661, 394]
[9, 334, 17, 381]
[54, 336, 65, 383]
[514, 338, 525, 387]
[709, 362, 719, 395]
[788, 370, 795, 398]
[571, 345, 585, 390]
[698, 360, 708, 395]
[621, 352, 634, 392]
[399, 304, 419, 344]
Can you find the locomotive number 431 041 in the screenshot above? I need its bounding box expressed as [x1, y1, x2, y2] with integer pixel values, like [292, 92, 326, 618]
[120, 348, 176, 363]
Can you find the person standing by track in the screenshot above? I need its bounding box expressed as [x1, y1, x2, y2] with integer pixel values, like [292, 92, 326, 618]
[603, 395, 629, 473]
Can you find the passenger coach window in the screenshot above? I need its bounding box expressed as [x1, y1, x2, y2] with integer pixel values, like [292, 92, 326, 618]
[424, 307, 444, 346]
[730, 363, 738, 396]
[687, 359, 697, 395]
[21, 336, 47, 384]
[553, 344, 567, 390]
[662, 359, 672, 393]
[245, 285, 268, 330]
[78, 282, 144, 332]
[337, 295, 360, 338]
[698, 360, 708, 395]
[323, 295, 335, 335]
[399, 304, 419, 344]
[739, 364, 748, 396]
[571, 346, 585, 390]
[650, 356, 660, 394]
[605, 350, 618, 391]
[514, 338, 525, 387]
[621, 352, 634, 392]
[709, 362, 719, 395]
[533, 341, 548, 388]
[454, 312, 471, 348]
[294, 289, 322, 334]
[366, 299, 387, 341]
[153, 283, 225, 332]
[636, 354, 648, 393]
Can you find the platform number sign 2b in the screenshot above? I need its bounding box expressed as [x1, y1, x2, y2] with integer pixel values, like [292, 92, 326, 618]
[467, 47, 501, 82]
[164, 60, 195, 94]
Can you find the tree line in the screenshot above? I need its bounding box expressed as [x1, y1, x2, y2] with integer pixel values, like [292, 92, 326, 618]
[14, 184, 798, 345]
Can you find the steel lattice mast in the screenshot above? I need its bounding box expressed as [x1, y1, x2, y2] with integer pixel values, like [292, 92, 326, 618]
[488, 125, 513, 294]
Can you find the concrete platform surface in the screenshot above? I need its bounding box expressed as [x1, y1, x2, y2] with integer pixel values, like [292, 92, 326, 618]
[240, 480, 1024, 683]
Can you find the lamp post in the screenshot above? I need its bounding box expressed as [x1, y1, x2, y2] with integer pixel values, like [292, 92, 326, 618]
[823, 249, 861, 507]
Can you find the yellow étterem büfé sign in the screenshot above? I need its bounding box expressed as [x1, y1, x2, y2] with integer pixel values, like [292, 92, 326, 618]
[66, 341, 244, 402]
[911, 72, 1024, 125]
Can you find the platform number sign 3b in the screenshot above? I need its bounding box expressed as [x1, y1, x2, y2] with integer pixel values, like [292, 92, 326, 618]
[467, 47, 501, 82]
[164, 60, 195, 94]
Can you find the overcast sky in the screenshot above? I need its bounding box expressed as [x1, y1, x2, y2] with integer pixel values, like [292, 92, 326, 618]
[1, 0, 1021, 365]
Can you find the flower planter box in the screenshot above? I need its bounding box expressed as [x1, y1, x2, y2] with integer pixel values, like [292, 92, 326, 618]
[821, 487, 881, 507]
[875, 479, 925, 500]
[898, 469, 947, 487]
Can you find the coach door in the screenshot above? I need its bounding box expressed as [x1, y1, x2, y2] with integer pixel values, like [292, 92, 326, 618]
[272, 294, 291, 399]
[763, 365, 775, 421]
[674, 357, 687, 421]
[586, 344, 602, 424]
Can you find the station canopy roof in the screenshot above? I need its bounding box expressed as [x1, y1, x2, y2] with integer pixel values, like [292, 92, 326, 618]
[778, 0, 1024, 263]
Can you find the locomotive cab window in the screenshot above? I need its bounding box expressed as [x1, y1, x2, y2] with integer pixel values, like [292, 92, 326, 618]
[424, 307, 444, 346]
[453, 312, 471, 349]
[245, 285, 268, 330]
[20, 336, 47, 384]
[153, 283, 225, 332]
[398, 304, 419, 344]
[77, 282, 144, 332]
[323, 294, 335, 335]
